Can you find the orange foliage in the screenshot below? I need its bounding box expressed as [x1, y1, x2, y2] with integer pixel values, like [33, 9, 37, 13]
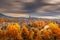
[45, 20, 52, 24]
[43, 29, 51, 38]
[29, 30, 34, 40]
[33, 29, 42, 40]
[49, 23, 60, 38]
[6, 23, 23, 40]
[22, 25, 29, 37]
[30, 20, 46, 30]
[0, 18, 6, 22]
[0, 18, 60, 40]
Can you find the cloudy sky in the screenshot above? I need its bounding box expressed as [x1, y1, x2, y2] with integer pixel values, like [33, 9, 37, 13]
[0, 0, 60, 18]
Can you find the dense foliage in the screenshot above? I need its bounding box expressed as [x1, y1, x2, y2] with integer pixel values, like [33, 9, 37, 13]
[0, 18, 60, 40]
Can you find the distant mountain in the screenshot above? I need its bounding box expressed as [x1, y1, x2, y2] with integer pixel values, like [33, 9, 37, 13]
[0, 13, 15, 18]
[0, 13, 60, 20]
[0, 13, 29, 18]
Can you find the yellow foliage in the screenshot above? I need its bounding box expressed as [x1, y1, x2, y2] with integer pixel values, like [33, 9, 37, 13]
[48, 23, 60, 33]
[13, 23, 21, 32]
[0, 18, 60, 40]
[48, 23, 60, 38]
[6, 23, 20, 37]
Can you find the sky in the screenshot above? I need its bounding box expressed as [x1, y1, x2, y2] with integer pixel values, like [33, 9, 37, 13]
[0, 0, 60, 18]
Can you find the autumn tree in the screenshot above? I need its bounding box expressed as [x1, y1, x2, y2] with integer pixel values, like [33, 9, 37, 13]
[29, 29, 34, 40]
[21, 25, 29, 40]
[48, 23, 60, 39]
[6, 23, 22, 40]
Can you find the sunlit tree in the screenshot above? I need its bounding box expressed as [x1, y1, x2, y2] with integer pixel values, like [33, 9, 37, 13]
[48, 23, 60, 39]
[6, 23, 22, 40]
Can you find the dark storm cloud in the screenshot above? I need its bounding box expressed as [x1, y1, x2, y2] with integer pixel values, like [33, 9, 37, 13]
[0, 0, 60, 13]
